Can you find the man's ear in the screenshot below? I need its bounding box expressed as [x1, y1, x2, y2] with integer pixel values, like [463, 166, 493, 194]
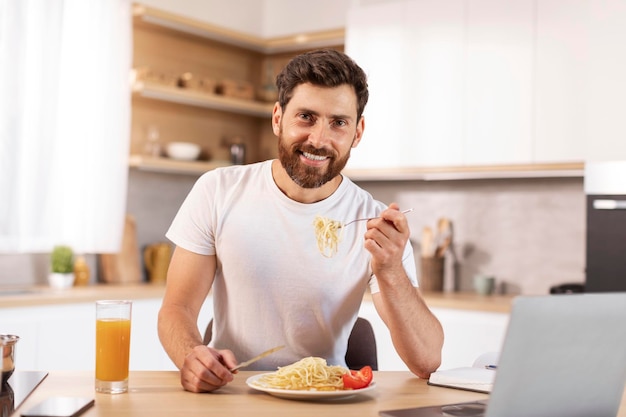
[272, 103, 282, 136]
[352, 116, 365, 148]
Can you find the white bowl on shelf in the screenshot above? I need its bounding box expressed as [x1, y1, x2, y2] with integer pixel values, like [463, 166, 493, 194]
[165, 142, 201, 161]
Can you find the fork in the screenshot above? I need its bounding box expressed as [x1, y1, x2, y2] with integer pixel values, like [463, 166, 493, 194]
[342, 208, 413, 228]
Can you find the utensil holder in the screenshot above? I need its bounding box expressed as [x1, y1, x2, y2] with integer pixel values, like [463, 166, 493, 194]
[420, 256, 444, 292]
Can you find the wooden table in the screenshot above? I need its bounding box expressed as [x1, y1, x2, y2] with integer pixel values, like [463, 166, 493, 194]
[13, 371, 626, 417]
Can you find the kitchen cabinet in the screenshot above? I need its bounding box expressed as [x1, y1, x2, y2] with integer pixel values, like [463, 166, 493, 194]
[464, 0, 534, 166]
[346, 0, 467, 169]
[130, 3, 344, 175]
[1, 287, 509, 372]
[535, 0, 626, 163]
[403, 0, 466, 168]
[585, 0, 626, 162]
[346, 0, 534, 170]
[533, 0, 588, 163]
[344, 1, 407, 170]
[358, 299, 509, 371]
[1, 298, 213, 371]
[346, 0, 626, 175]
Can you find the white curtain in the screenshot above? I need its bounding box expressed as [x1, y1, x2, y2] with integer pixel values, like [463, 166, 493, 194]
[0, 0, 132, 253]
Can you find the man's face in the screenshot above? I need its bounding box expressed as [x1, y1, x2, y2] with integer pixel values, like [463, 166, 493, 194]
[273, 83, 363, 189]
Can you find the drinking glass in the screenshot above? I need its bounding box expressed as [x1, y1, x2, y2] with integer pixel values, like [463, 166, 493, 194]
[95, 300, 132, 394]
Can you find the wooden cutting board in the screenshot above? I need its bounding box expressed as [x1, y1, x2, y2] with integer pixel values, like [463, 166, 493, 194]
[98, 214, 142, 284]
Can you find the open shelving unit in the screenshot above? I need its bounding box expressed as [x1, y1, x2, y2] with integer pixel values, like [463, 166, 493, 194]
[129, 3, 345, 175]
[131, 81, 274, 118]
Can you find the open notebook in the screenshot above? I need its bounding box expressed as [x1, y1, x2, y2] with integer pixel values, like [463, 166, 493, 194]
[427, 352, 499, 393]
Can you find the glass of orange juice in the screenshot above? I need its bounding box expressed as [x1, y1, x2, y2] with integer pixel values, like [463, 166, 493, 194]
[95, 300, 132, 394]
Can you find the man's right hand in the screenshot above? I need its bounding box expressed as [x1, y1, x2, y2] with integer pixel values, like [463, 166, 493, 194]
[180, 345, 238, 392]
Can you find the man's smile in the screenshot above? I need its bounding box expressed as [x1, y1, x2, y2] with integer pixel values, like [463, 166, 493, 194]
[302, 151, 328, 162]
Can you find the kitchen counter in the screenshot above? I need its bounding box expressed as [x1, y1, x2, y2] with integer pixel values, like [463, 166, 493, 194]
[12, 370, 626, 417]
[420, 291, 514, 313]
[15, 371, 485, 417]
[0, 283, 166, 308]
[1, 284, 514, 313]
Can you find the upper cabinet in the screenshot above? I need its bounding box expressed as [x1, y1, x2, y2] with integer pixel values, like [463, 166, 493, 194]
[533, 0, 588, 163]
[464, 0, 534, 166]
[345, 0, 626, 175]
[130, 3, 344, 175]
[585, 0, 626, 163]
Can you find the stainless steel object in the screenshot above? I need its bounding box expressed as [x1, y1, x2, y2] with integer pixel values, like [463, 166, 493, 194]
[1, 334, 19, 383]
[342, 208, 413, 228]
[229, 345, 284, 372]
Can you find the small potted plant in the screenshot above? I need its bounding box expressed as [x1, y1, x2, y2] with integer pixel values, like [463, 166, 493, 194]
[48, 245, 75, 289]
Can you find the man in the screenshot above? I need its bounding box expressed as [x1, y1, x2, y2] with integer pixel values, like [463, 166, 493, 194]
[158, 49, 444, 393]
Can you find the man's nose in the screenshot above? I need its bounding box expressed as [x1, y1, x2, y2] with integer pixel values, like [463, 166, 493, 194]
[308, 121, 332, 147]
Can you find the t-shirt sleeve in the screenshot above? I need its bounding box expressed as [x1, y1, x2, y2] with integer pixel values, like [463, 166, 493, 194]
[165, 173, 216, 256]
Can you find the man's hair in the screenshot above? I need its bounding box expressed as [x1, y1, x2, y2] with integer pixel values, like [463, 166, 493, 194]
[275, 49, 369, 120]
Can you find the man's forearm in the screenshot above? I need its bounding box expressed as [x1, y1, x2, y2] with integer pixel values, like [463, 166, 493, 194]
[158, 305, 205, 369]
[374, 274, 444, 378]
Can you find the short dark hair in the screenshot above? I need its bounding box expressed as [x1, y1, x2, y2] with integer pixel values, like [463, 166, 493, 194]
[275, 49, 369, 120]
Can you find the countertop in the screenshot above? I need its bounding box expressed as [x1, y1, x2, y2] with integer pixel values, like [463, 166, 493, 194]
[0, 284, 166, 308]
[1, 284, 514, 313]
[13, 370, 626, 417]
[14, 371, 487, 417]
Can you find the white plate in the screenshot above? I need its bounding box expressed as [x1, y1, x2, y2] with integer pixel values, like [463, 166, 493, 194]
[246, 373, 376, 400]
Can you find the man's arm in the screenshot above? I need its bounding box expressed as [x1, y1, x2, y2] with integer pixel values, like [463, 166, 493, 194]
[364, 204, 444, 379]
[158, 246, 237, 392]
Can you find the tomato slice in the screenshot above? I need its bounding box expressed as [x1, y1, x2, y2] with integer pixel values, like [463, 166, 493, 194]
[342, 365, 373, 390]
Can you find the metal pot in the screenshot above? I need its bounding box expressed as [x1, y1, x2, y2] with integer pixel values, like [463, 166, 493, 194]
[1, 334, 19, 383]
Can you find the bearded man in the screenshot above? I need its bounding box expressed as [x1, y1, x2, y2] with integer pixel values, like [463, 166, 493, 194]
[158, 49, 444, 393]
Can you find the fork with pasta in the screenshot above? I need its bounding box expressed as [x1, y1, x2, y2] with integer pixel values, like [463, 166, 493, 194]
[313, 209, 413, 258]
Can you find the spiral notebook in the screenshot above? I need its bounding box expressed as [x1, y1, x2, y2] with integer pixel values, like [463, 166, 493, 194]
[380, 293, 626, 417]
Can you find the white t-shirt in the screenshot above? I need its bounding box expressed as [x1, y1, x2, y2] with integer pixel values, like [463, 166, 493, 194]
[166, 160, 417, 369]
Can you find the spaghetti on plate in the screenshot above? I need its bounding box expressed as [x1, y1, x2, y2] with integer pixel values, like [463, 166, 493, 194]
[252, 357, 348, 391]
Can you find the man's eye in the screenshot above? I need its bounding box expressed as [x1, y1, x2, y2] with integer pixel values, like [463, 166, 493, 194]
[334, 120, 347, 127]
[299, 113, 312, 121]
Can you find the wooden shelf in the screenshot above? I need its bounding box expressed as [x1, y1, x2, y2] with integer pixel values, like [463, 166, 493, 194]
[344, 162, 585, 182]
[132, 81, 274, 117]
[132, 3, 344, 54]
[129, 155, 232, 175]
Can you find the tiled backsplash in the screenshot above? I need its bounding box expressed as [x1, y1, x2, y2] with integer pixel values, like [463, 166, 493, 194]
[358, 177, 585, 294]
[0, 171, 585, 295]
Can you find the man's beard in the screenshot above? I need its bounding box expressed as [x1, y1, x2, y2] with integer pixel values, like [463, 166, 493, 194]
[277, 130, 351, 189]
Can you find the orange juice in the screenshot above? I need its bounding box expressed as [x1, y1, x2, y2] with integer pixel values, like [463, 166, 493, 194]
[96, 318, 131, 381]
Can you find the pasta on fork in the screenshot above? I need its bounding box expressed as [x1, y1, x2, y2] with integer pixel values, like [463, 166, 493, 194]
[313, 215, 345, 257]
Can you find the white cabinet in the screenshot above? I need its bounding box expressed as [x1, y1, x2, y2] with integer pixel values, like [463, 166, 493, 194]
[345, 1, 407, 170]
[586, 0, 626, 162]
[534, 0, 589, 163]
[1, 298, 213, 371]
[403, 0, 466, 168]
[358, 301, 509, 371]
[346, 0, 466, 170]
[347, 0, 535, 169]
[346, 0, 626, 170]
[431, 307, 509, 369]
[535, 0, 626, 163]
[464, 0, 534, 166]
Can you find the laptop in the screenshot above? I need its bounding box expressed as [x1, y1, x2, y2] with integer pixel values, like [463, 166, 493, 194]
[380, 292, 626, 417]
